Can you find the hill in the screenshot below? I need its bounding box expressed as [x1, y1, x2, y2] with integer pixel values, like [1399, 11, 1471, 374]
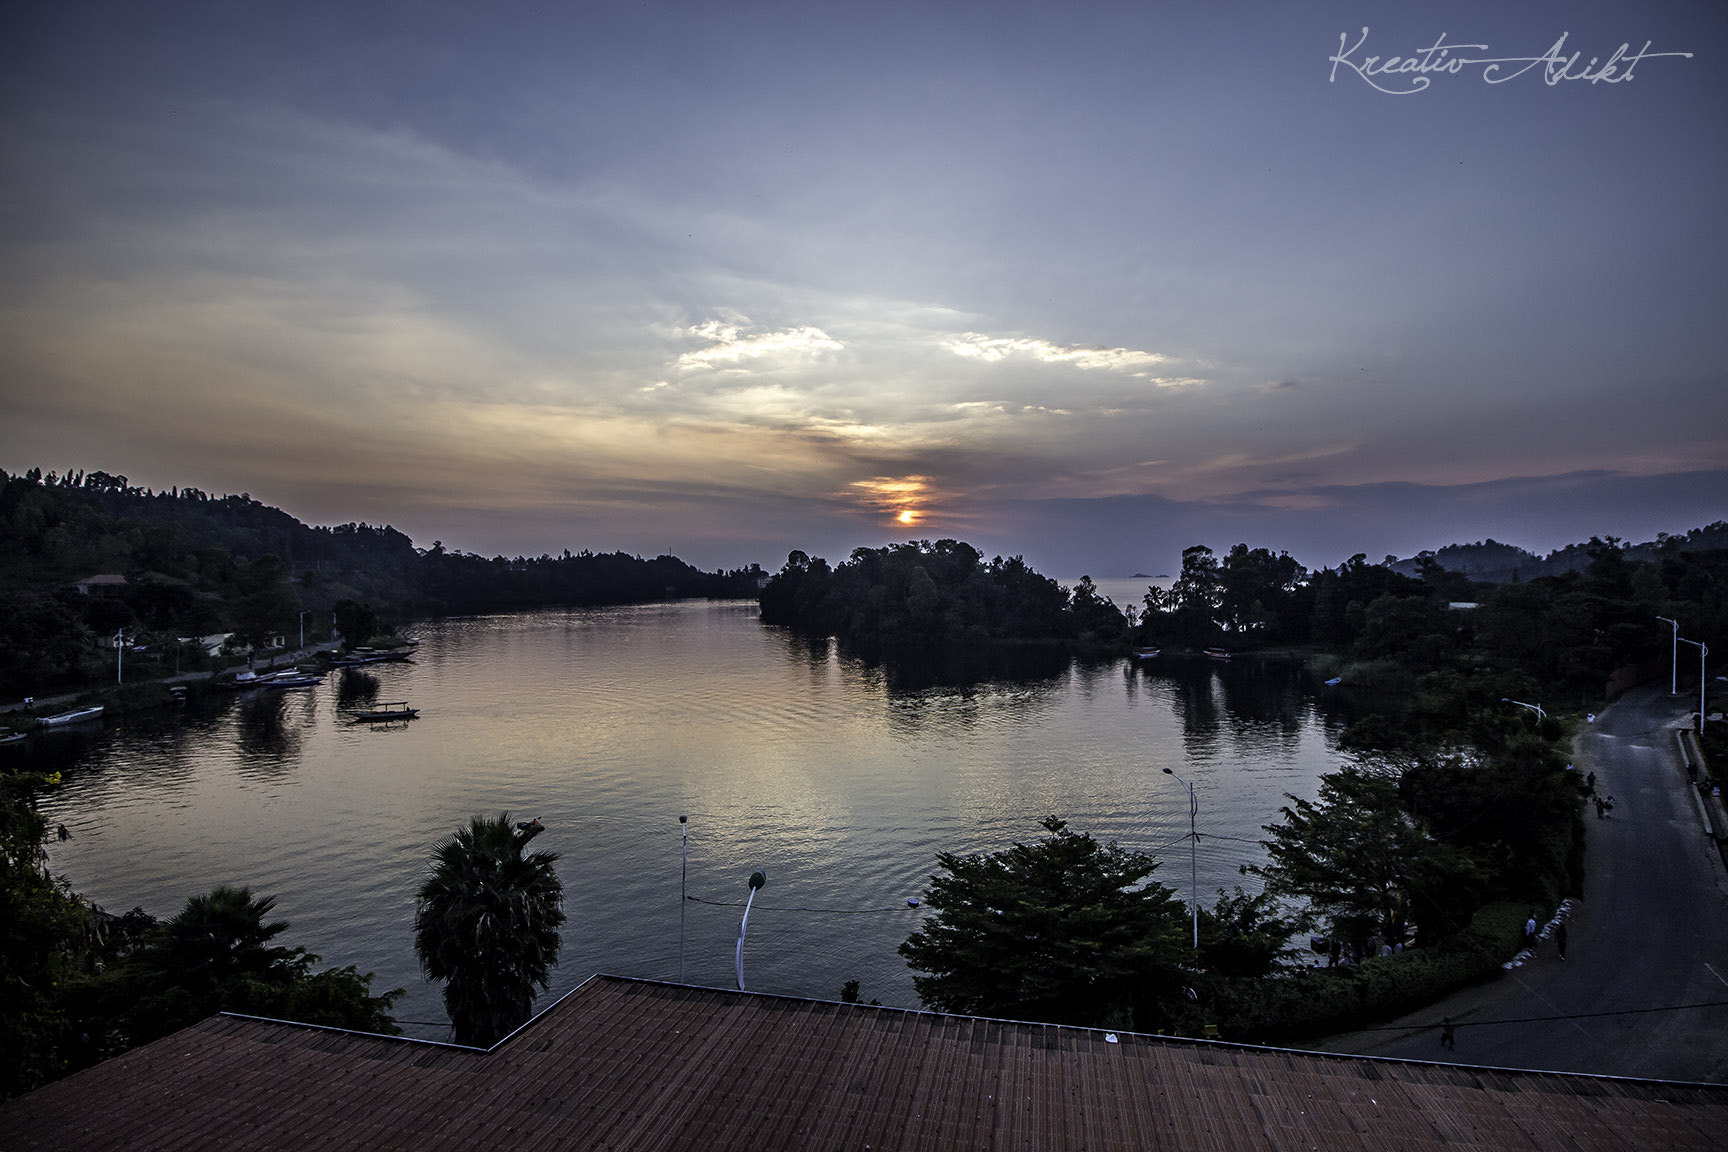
[0, 467, 764, 695]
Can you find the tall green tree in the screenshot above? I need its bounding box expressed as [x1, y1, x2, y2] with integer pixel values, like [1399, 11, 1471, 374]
[900, 816, 1189, 1028]
[414, 814, 565, 1047]
[1248, 764, 1489, 955]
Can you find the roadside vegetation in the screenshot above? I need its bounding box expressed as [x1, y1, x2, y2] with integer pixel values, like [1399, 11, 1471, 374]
[896, 530, 1726, 1042]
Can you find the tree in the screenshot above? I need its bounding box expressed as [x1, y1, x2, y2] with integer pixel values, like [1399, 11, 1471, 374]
[110, 886, 401, 1046]
[899, 816, 1189, 1028]
[1, 767, 85, 1098]
[332, 598, 380, 646]
[414, 814, 565, 1047]
[1196, 886, 1298, 979]
[1248, 766, 1434, 957]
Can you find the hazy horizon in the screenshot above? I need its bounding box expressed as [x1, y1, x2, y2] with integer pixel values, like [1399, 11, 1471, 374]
[3, 2, 1722, 577]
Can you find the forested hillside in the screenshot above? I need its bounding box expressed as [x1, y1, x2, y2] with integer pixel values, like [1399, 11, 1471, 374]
[0, 467, 764, 694]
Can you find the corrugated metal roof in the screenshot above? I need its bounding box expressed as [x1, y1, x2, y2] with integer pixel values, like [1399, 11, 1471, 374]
[4, 975, 1723, 1150]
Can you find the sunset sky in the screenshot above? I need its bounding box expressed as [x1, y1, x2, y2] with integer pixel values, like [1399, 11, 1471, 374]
[2, 1, 1722, 577]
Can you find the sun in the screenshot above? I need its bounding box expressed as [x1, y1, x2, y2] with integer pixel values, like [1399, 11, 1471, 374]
[896, 509, 919, 525]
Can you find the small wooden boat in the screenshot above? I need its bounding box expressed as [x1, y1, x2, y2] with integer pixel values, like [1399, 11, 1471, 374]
[40, 705, 105, 726]
[1132, 647, 1161, 660]
[0, 728, 27, 746]
[346, 701, 419, 723]
[1202, 648, 1231, 661]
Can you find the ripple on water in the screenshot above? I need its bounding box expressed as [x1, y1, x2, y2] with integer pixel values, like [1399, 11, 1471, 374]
[32, 603, 1342, 1030]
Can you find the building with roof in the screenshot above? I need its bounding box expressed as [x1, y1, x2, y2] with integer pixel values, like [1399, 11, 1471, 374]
[4, 975, 1723, 1150]
[69, 574, 128, 597]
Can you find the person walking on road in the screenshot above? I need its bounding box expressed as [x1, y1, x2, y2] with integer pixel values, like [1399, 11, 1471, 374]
[1440, 1018, 1456, 1050]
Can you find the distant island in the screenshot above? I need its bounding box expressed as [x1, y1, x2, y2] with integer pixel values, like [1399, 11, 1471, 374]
[758, 540, 1131, 656]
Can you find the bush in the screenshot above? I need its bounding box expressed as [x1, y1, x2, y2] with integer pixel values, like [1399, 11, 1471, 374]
[1196, 900, 1528, 1043]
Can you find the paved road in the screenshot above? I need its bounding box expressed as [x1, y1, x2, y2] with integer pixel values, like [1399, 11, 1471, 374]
[1315, 685, 1728, 1083]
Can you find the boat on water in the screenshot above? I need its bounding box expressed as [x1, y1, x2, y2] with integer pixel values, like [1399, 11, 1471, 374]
[330, 647, 415, 668]
[227, 668, 325, 689]
[1202, 648, 1231, 661]
[262, 669, 326, 689]
[40, 705, 105, 726]
[0, 728, 26, 746]
[1133, 647, 1162, 660]
[345, 701, 419, 723]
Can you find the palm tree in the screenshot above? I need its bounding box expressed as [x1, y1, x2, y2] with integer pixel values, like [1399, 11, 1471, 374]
[413, 814, 565, 1047]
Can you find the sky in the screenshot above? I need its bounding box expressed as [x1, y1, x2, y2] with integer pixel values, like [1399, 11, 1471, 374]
[2, 1, 1723, 577]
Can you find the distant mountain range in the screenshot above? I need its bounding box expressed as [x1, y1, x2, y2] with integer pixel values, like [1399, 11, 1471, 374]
[1387, 521, 1728, 584]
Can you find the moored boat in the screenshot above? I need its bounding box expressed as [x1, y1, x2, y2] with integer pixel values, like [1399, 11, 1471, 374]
[345, 701, 419, 723]
[1202, 648, 1231, 661]
[41, 705, 104, 726]
[1133, 647, 1161, 660]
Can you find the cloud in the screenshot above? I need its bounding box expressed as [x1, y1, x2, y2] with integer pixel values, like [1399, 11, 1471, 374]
[941, 332, 1173, 375]
[676, 320, 845, 372]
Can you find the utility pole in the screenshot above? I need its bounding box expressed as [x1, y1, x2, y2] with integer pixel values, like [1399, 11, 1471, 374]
[1162, 768, 1199, 950]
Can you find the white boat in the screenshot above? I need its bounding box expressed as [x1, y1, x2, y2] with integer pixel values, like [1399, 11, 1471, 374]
[40, 705, 104, 726]
[1133, 647, 1161, 660]
[0, 728, 26, 746]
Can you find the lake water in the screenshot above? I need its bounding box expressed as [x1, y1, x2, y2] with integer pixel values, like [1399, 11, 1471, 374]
[29, 596, 1346, 1039]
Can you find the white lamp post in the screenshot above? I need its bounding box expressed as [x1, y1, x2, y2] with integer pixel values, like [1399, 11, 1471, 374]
[1162, 767, 1199, 950]
[1500, 697, 1545, 722]
[1657, 616, 1679, 695]
[735, 870, 766, 991]
[1679, 638, 1709, 736]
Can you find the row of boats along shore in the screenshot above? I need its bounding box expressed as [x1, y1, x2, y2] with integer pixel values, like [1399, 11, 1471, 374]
[221, 643, 423, 723]
[0, 642, 423, 745]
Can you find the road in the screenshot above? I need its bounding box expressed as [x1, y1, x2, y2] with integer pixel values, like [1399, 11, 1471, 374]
[1315, 684, 1728, 1083]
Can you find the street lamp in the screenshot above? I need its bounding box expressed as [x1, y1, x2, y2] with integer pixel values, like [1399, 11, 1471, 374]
[299, 610, 310, 650]
[1657, 617, 1680, 695]
[678, 816, 689, 983]
[1500, 697, 1546, 722]
[1162, 767, 1199, 950]
[1679, 638, 1709, 736]
[735, 870, 766, 991]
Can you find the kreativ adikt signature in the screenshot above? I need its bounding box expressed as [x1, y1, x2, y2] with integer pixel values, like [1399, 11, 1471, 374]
[1328, 28, 1693, 94]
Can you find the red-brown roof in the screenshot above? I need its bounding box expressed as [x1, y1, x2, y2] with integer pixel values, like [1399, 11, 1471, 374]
[4, 975, 1723, 1150]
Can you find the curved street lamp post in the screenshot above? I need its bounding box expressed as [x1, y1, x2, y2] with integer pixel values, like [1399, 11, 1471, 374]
[1657, 616, 1680, 695]
[1500, 697, 1545, 722]
[735, 870, 766, 991]
[1679, 637, 1709, 736]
